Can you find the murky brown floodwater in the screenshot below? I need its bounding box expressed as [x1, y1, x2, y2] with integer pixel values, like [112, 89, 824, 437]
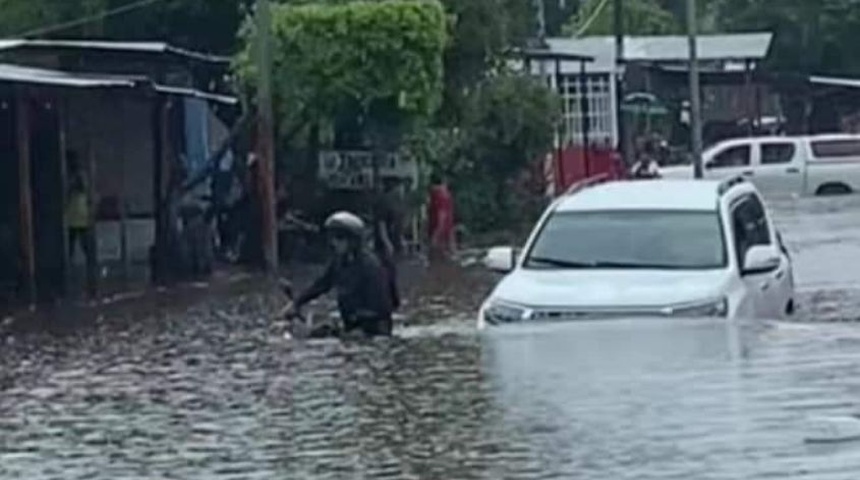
[4, 195, 860, 479]
[5, 314, 860, 479]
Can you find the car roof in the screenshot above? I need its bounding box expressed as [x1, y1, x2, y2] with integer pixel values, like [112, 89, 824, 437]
[708, 133, 860, 148]
[555, 179, 732, 212]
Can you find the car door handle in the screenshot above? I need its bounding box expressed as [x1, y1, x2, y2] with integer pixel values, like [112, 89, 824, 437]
[742, 170, 754, 176]
[786, 167, 800, 174]
[761, 281, 771, 291]
[775, 269, 785, 280]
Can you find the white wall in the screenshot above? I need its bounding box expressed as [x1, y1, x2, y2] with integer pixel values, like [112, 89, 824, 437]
[65, 92, 156, 263]
[66, 92, 155, 217]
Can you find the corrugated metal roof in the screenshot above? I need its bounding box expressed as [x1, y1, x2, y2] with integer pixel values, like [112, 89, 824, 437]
[0, 39, 229, 64]
[810, 75, 860, 89]
[0, 63, 238, 105]
[545, 33, 773, 74]
[153, 85, 238, 105]
[0, 63, 135, 88]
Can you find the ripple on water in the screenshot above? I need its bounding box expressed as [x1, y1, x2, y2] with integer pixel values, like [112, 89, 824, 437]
[5, 302, 860, 478]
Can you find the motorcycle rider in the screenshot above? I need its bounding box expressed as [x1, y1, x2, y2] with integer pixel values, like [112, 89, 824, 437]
[285, 211, 397, 338]
[630, 138, 661, 179]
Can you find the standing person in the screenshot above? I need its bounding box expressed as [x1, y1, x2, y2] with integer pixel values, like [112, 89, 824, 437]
[371, 208, 401, 313]
[65, 152, 95, 282]
[377, 178, 405, 256]
[427, 173, 455, 261]
[285, 211, 396, 338]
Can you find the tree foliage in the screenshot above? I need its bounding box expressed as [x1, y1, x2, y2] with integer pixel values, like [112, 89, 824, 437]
[0, 0, 250, 54]
[237, 0, 448, 145]
[0, 0, 106, 36]
[708, 0, 860, 76]
[464, 75, 560, 181]
[408, 74, 560, 232]
[565, 0, 680, 36]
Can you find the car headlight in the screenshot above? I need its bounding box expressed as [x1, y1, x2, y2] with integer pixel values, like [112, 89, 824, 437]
[479, 300, 534, 328]
[662, 298, 729, 318]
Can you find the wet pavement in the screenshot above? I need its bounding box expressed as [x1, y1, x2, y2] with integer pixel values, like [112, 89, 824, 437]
[3, 195, 860, 478]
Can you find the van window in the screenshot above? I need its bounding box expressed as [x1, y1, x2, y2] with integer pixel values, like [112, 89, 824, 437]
[761, 143, 796, 165]
[810, 139, 860, 159]
[709, 145, 751, 169]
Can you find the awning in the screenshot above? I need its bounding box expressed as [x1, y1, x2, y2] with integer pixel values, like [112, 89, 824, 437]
[0, 63, 135, 88]
[0, 62, 238, 105]
[0, 39, 229, 64]
[545, 33, 773, 74]
[810, 75, 860, 89]
[153, 85, 238, 105]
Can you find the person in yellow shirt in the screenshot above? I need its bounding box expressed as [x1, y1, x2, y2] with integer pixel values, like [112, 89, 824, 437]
[65, 152, 93, 265]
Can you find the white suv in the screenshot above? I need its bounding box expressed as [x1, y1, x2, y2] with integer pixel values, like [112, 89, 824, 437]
[478, 177, 795, 328]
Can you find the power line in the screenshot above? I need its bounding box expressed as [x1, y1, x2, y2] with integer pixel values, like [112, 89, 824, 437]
[574, 0, 611, 37]
[16, 0, 167, 38]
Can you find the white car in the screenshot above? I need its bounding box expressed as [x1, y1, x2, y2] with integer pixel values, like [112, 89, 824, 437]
[662, 134, 860, 197]
[477, 177, 795, 328]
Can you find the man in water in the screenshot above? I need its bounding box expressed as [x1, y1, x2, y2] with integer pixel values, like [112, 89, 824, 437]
[285, 211, 397, 338]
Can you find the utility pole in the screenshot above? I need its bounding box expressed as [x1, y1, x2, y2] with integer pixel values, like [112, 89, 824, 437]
[535, 0, 547, 76]
[256, 0, 278, 272]
[687, 0, 704, 179]
[613, 0, 627, 163]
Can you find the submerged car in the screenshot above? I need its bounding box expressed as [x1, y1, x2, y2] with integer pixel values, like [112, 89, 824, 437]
[478, 176, 795, 328]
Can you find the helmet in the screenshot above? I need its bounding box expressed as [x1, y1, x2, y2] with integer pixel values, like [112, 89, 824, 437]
[324, 211, 365, 239]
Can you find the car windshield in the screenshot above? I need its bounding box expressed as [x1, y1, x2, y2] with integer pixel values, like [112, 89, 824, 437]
[524, 210, 727, 270]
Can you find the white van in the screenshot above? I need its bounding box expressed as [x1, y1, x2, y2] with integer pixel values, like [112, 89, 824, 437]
[661, 134, 860, 197]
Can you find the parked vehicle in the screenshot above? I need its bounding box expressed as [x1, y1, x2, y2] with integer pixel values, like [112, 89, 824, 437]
[477, 176, 795, 328]
[662, 134, 860, 197]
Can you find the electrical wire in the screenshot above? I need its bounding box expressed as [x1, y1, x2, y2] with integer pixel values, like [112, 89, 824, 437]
[16, 0, 167, 38]
[574, 0, 611, 37]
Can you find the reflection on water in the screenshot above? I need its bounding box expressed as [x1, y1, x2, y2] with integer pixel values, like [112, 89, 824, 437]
[4, 315, 860, 479]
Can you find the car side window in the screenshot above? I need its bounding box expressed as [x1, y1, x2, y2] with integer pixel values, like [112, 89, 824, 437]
[745, 195, 771, 245]
[731, 195, 772, 266]
[710, 145, 751, 169]
[761, 143, 796, 165]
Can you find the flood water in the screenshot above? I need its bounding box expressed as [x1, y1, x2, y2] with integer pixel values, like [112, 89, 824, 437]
[4, 195, 860, 479]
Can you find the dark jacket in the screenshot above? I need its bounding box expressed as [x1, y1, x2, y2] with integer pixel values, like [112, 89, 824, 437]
[296, 248, 395, 328]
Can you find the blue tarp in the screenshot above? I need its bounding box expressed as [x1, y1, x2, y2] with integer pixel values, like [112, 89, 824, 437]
[183, 97, 210, 176]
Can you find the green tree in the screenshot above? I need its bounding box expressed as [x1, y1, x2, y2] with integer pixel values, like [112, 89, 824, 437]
[100, 0, 252, 53]
[410, 74, 560, 233]
[0, 0, 251, 53]
[709, 0, 860, 75]
[564, 0, 680, 36]
[236, 0, 448, 151]
[0, 0, 107, 36]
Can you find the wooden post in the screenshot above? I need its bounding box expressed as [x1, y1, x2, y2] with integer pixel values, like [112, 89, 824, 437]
[151, 96, 167, 285]
[580, 59, 591, 177]
[84, 103, 98, 299]
[554, 57, 565, 189]
[58, 97, 70, 296]
[745, 59, 754, 135]
[256, 0, 279, 273]
[120, 199, 130, 285]
[16, 92, 35, 305]
[118, 101, 130, 286]
[687, 0, 704, 179]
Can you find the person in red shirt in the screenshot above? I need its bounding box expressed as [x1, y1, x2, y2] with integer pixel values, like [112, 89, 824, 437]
[427, 174, 455, 260]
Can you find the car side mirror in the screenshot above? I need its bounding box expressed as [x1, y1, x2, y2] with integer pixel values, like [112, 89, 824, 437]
[742, 245, 781, 276]
[484, 246, 518, 273]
